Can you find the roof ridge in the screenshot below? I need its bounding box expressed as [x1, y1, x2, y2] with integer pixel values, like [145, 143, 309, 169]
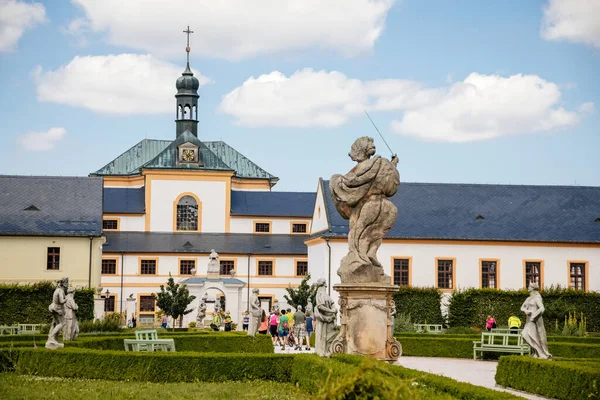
[321, 179, 599, 190]
[0, 175, 101, 180]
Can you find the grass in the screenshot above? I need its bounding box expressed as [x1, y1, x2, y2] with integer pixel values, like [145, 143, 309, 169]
[0, 373, 304, 400]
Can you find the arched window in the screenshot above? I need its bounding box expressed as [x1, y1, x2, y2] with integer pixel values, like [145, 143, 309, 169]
[177, 105, 183, 119]
[184, 105, 191, 120]
[176, 195, 198, 231]
[192, 105, 197, 120]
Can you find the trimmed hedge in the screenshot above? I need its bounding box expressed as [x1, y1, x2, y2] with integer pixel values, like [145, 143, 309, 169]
[0, 348, 518, 399]
[496, 356, 600, 400]
[448, 287, 600, 332]
[0, 281, 94, 324]
[393, 286, 444, 324]
[395, 335, 600, 359]
[333, 354, 519, 400]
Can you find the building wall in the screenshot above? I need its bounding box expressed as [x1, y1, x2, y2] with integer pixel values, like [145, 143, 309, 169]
[100, 253, 307, 326]
[229, 217, 311, 234]
[310, 183, 329, 234]
[103, 215, 145, 232]
[308, 239, 600, 304]
[0, 236, 105, 289]
[149, 179, 227, 232]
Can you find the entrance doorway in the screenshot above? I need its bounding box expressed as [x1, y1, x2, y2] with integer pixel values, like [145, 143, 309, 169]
[258, 296, 272, 314]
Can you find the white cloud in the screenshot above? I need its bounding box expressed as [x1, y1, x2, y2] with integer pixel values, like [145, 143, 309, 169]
[0, 0, 45, 52]
[61, 17, 91, 47]
[33, 54, 210, 115]
[541, 0, 600, 48]
[219, 69, 590, 142]
[70, 0, 395, 60]
[17, 127, 66, 151]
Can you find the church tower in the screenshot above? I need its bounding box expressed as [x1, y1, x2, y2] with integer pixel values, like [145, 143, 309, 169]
[175, 26, 200, 138]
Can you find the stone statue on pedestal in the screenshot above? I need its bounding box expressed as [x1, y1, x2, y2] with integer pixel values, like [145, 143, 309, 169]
[273, 298, 280, 313]
[521, 283, 552, 359]
[196, 295, 207, 326]
[46, 277, 68, 349]
[306, 299, 313, 316]
[248, 288, 261, 337]
[207, 249, 220, 276]
[63, 287, 79, 341]
[329, 136, 399, 284]
[314, 279, 337, 357]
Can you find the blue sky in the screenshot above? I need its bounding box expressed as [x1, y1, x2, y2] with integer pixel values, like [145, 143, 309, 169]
[0, 0, 598, 192]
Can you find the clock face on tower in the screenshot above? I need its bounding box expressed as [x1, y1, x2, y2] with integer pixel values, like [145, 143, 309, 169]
[182, 149, 195, 162]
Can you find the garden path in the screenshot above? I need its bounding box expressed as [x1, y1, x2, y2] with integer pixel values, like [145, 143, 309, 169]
[395, 356, 551, 400]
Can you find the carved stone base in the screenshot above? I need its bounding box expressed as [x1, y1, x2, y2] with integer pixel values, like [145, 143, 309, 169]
[45, 339, 64, 350]
[332, 283, 402, 362]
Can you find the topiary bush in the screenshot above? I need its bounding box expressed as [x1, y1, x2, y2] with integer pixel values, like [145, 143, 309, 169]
[496, 356, 600, 400]
[0, 281, 94, 324]
[393, 286, 444, 324]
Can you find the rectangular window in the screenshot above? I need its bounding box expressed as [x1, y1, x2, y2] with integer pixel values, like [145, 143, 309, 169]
[139, 295, 155, 313]
[104, 295, 115, 312]
[292, 223, 307, 233]
[179, 259, 195, 275]
[47, 247, 60, 270]
[258, 260, 273, 276]
[254, 222, 270, 233]
[140, 259, 157, 275]
[101, 259, 117, 275]
[296, 260, 308, 276]
[525, 261, 541, 288]
[393, 258, 410, 286]
[569, 262, 586, 290]
[481, 261, 497, 289]
[437, 259, 454, 290]
[220, 260, 235, 275]
[102, 219, 118, 230]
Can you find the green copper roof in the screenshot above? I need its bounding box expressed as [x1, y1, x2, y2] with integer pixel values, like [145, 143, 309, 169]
[91, 136, 277, 181]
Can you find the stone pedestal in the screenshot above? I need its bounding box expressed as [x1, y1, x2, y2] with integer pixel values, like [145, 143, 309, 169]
[93, 297, 106, 321]
[332, 283, 402, 362]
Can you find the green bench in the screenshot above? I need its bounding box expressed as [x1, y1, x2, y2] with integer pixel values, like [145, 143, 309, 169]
[414, 324, 444, 333]
[473, 331, 530, 360]
[124, 329, 176, 352]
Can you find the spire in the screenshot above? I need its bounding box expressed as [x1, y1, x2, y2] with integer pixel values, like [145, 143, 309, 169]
[175, 26, 200, 138]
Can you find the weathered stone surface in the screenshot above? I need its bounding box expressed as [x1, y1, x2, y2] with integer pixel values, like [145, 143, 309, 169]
[63, 287, 79, 341]
[521, 283, 552, 360]
[196, 295, 207, 326]
[46, 277, 68, 350]
[248, 288, 261, 337]
[332, 283, 401, 361]
[329, 136, 400, 284]
[314, 279, 338, 357]
[207, 249, 220, 279]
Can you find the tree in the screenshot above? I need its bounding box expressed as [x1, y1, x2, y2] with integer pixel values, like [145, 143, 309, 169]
[154, 273, 196, 328]
[284, 273, 317, 310]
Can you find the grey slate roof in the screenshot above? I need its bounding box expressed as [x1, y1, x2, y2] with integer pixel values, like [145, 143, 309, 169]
[0, 175, 103, 237]
[104, 188, 145, 214]
[91, 137, 277, 180]
[320, 179, 600, 244]
[231, 191, 316, 217]
[103, 231, 308, 255]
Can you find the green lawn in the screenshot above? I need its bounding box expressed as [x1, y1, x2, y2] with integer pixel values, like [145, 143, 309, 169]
[0, 373, 304, 400]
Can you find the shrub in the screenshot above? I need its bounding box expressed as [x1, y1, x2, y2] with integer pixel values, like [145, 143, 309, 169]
[496, 356, 600, 400]
[393, 286, 444, 324]
[79, 313, 125, 333]
[0, 282, 94, 324]
[188, 322, 196, 328]
[394, 312, 415, 333]
[447, 287, 600, 332]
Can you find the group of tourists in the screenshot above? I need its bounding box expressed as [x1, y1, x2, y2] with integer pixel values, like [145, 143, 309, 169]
[263, 305, 314, 351]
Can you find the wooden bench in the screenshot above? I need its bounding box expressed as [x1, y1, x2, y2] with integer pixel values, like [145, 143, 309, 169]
[473, 331, 530, 360]
[414, 324, 444, 333]
[0, 326, 18, 335]
[124, 329, 176, 352]
[18, 324, 44, 334]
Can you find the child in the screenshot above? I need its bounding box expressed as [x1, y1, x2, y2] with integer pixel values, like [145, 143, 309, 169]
[224, 311, 232, 331]
[242, 311, 249, 331]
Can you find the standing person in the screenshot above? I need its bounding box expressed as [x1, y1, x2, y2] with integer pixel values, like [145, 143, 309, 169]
[278, 309, 290, 350]
[293, 305, 307, 350]
[305, 311, 314, 350]
[224, 311, 232, 331]
[161, 314, 168, 329]
[258, 310, 268, 334]
[521, 283, 552, 359]
[242, 311, 250, 331]
[269, 310, 280, 345]
[486, 315, 497, 331]
[132, 315, 137, 328]
[508, 315, 522, 334]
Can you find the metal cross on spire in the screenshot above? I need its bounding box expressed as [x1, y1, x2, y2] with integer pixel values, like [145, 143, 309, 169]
[183, 25, 194, 64]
